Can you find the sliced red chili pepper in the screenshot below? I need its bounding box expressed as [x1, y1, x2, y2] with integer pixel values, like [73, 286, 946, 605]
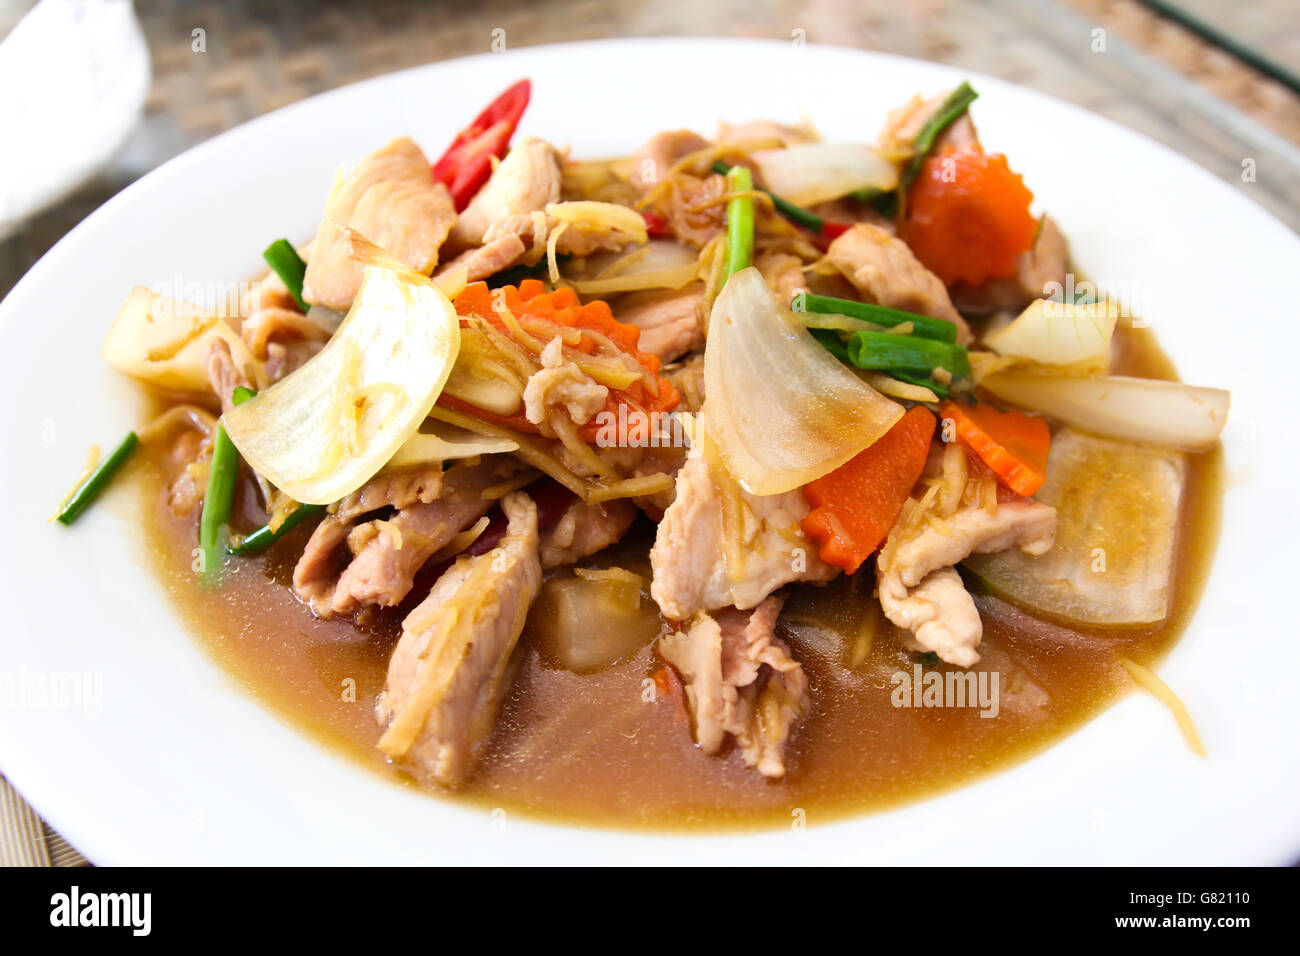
[821, 221, 852, 240]
[432, 78, 532, 211]
[641, 210, 671, 237]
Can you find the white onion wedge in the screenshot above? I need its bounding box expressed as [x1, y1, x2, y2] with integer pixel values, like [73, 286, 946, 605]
[964, 429, 1186, 626]
[981, 371, 1229, 450]
[384, 421, 518, 472]
[568, 240, 700, 295]
[223, 257, 460, 504]
[750, 143, 898, 207]
[102, 286, 258, 393]
[704, 267, 902, 495]
[983, 299, 1116, 371]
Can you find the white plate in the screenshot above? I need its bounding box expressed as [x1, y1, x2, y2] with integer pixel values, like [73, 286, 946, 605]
[1, 38, 1296, 865]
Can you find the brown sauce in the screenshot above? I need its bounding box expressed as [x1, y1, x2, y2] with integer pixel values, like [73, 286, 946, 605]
[132, 320, 1222, 830]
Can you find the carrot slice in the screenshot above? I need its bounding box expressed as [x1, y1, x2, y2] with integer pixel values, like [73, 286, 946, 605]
[800, 405, 937, 573]
[904, 147, 1037, 286]
[939, 400, 1050, 496]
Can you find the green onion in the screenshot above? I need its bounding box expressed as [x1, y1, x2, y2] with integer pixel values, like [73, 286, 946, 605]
[227, 503, 325, 556]
[809, 328, 850, 362]
[900, 82, 979, 192]
[795, 292, 958, 343]
[889, 370, 950, 399]
[55, 431, 139, 525]
[846, 331, 970, 379]
[198, 386, 255, 584]
[851, 82, 979, 216]
[724, 165, 755, 277]
[712, 160, 824, 232]
[263, 238, 309, 312]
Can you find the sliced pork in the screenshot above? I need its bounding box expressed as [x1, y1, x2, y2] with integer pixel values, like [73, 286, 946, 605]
[291, 459, 519, 618]
[650, 452, 838, 621]
[630, 129, 710, 192]
[303, 137, 456, 311]
[824, 223, 971, 343]
[614, 283, 706, 362]
[539, 498, 638, 570]
[448, 137, 561, 249]
[376, 492, 542, 786]
[657, 596, 807, 778]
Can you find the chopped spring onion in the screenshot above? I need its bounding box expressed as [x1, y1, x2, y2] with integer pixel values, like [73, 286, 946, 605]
[712, 160, 822, 232]
[227, 502, 326, 556]
[901, 81, 979, 191]
[199, 386, 255, 582]
[846, 331, 970, 379]
[54, 431, 139, 525]
[724, 165, 754, 278]
[263, 238, 309, 312]
[794, 292, 958, 343]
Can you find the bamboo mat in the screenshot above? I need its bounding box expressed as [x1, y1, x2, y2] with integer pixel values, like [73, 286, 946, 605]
[0, 0, 1296, 866]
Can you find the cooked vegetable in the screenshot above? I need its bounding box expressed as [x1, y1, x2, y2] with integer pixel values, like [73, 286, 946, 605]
[54, 431, 139, 525]
[801, 405, 936, 572]
[964, 429, 1187, 625]
[899, 82, 979, 190]
[980, 371, 1230, 450]
[724, 165, 754, 277]
[704, 267, 903, 495]
[384, 421, 519, 471]
[794, 291, 958, 342]
[566, 240, 700, 295]
[102, 286, 258, 394]
[443, 280, 678, 443]
[984, 298, 1117, 372]
[432, 78, 531, 210]
[904, 147, 1037, 286]
[748, 143, 898, 208]
[847, 331, 970, 379]
[712, 159, 849, 236]
[939, 400, 1051, 496]
[199, 385, 254, 583]
[223, 242, 461, 504]
[262, 238, 308, 312]
[1117, 656, 1205, 756]
[529, 570, 661, 671]
[227, 503, 325, 556]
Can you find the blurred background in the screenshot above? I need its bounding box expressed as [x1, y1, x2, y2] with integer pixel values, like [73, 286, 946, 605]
[0, 0, 1296, 866]
[0, 0, 1297, 313]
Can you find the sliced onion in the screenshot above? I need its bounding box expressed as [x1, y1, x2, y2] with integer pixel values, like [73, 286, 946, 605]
[567, 240, 700, 294]
[981, 370, 1229, 451]
[750, 143, 898, 207]
[102, 286, 257, 393]
[384, 420, 519, 472]
[704, 267, 903, 495]
[964, 429, 1186, 626]
[983, 299, 1116, 371]
[223, 259, 460, 504]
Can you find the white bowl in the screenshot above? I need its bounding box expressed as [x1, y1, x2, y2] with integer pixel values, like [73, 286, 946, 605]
[1, 38, 1296, 865]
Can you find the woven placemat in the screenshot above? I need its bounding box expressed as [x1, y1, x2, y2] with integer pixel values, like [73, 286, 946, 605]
[1, 0, 1297, 866]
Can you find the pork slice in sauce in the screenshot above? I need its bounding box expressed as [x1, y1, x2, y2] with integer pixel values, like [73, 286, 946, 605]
[824, 223, 972, 343]
[614, 283, 706, 363]
[539, 498, 638, 570]
[877, 496, 1057, 666]
[206, 338, 252, 415]
[650, 452, 838, 621]
[448, 137, 561, 250]
[630, 129, 711, 192]
[302, 137, 456, 312]
[334, 464, 444, 522]
[434, 232, 528, 283]
[376, 492, 542, 786]
[657, 595, 807, 778]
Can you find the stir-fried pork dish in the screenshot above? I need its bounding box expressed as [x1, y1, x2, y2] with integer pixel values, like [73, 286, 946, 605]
[59, 80, 1229, 823]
